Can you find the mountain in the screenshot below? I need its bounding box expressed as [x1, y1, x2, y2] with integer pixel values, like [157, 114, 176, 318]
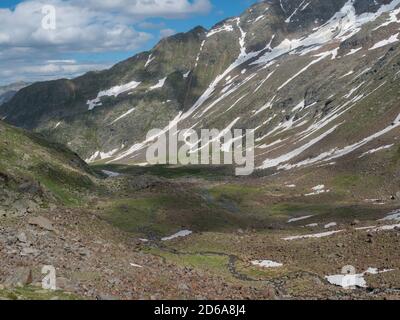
[0, 120, 95, 216]
[2, 0, 400, 301]
[2, 0, 400, 176]
[0, 82, 29, 106]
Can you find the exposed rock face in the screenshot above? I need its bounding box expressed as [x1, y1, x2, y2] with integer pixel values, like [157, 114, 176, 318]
[1, 0, 400, 176]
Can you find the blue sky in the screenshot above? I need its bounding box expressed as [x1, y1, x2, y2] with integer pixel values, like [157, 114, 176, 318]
[0, 0, 259, 85]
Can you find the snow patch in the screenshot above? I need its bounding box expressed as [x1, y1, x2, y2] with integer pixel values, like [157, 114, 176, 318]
[161, 230, 192, 241]
[145, 54, 155, 68]
[359, 144, 394, 158]
[149, 77, 167, 90]
[111, 107, 136, 125]
[369, 33, 399, 50]
[87, 81, 141, 111]
[207, 24, 234, 37]
[379, 209, 400, 222]
[326, 268, 394, 289]
[305, 185, 330, 196]
[251, 260, 283, 268]
[288, 215, 314, 223]
[283, 230, 344, 241]
[324, 222, 337, 229]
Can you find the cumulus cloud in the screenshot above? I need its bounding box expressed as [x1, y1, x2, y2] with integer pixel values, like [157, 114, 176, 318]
[0, 58, 112, 84]
[0, 0, 212, 85]
[0, 0, 152, 52]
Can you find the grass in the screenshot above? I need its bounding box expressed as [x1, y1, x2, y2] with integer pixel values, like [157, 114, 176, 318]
[0, 286, 81, 300]
[332, 173, 384, 195]
[99, 196, 172, 235]
[146, 247, 231, 277]
[33, 164, 94, 206]
[98, 187, 275, 237]
[0, 121, 96, 207]
[235, 261, 290, 280]
[208, 184, 262, 203]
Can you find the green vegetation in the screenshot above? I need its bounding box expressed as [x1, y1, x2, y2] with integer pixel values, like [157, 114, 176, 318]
[146, 247, 231, 278]
[208, 184, 263, 203]
[99, 196, 174, 235]
[0, 121, 95, 207]
[332, 173, 384, 195]
[0, 286, 81, 300]
[98, 191, 253, 236]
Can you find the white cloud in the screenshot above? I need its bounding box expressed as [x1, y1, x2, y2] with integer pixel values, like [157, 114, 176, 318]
[0, 59, 111, 84]
[0, 0, 212, 84]
[0, 0, 152, 52]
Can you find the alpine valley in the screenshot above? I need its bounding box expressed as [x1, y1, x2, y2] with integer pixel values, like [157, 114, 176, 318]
[1, 0, 400, 300]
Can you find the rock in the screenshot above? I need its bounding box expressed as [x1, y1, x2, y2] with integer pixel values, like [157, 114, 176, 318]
[28, 216, 55, 232]
[78, 248, 90, 257]
[17, 232, 28, 243]
[18, 181, 42, 195]
[351, 219, 360, 226]
[6, 235, 17, 245]
[0, 207, 7, 218]
[396, 192, 400, 200]
[178, 283, 190, 291]
[108, 278, 121, 286]
[56, 277, 75, 292]
[4, 267, 33, 288]
[260, 286, 278, 300]
[20, 247, 40, 256]
[11, 199, 29, 215]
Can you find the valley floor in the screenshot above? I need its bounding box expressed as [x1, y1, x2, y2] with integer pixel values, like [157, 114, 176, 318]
[1, 165, 400, 300]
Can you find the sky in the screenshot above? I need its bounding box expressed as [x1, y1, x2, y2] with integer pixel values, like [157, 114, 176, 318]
[0, 0, 259, 86]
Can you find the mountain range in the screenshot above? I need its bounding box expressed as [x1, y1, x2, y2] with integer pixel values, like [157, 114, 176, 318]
[1, 0, 399, 174]
[1, 0, 400, 300]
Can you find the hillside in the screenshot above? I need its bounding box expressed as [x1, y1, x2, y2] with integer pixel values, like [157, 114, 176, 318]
[0, 120, 95, 216]
[0, 82, 29, 106]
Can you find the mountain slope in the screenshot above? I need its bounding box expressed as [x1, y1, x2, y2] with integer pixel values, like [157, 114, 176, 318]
[0, 120, 95, 216]
[2, 0, 400, 177]
[0, 82, 29, 106]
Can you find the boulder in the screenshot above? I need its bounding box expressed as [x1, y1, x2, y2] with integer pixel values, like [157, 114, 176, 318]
[28, 216, 55, 232]
[20, 247, 40, 256]
[17, 232, 28, 243]
[3, 267, 33, 288]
